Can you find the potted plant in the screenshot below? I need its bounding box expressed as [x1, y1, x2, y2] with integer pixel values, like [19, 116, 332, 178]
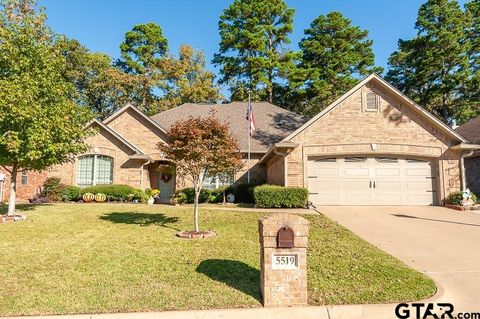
[145, 188, 160, 205]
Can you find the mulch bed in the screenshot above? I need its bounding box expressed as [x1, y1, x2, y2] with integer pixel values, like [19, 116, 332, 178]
[445, 204, 480, 211]
[175, 230, 217, 239]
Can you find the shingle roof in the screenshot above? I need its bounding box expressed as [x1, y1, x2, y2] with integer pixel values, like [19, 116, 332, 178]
[151, 102, 308, 153]
[456, 115, 480, 144]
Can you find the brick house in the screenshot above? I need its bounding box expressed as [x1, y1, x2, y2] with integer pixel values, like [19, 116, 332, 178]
[0, 167, 47, 202]
[3, 74, 478, 205]
[456, 115, 480, 194]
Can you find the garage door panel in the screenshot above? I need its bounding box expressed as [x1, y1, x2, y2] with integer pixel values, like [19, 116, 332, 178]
[312, 168, 339, 176]
[308, 156, 435, 206]
[375, 168, 400, 176]
[345, 168, 369, 176]
[376, 181, 401, 190]
[406, 168, 431, 177]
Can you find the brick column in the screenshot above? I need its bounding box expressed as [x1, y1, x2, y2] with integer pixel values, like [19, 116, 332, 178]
[258, 213, 309, 307]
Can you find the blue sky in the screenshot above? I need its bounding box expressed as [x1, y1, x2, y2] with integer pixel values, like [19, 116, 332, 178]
[41, 0, 467, 93]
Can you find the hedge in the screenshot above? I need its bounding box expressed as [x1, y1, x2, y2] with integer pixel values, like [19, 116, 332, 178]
[62, 186, 82, 202]
[174, 188, 223, 204]
[254, 185, 308, 208]
[80, 185, 147, 202]
[447, 191, 478, 205]
[225, 182, 259, 203]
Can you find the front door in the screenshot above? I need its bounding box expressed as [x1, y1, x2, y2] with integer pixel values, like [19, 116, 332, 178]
[158, 172, 175, 203]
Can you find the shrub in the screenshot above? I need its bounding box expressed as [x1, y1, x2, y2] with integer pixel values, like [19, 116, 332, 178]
[254, 185, 308, 208]
[28, 194, 49, 204]
[447, 191, 478, 205]
[42, 177, 66, 202]
[172, 191, 187, 204]
[81, 184, 147, 203]
[225, 182, 259, 203]
[62, 186, 81, 202]
[174, 188, 223, 204]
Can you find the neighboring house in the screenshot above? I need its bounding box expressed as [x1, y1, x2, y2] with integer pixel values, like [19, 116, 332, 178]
[0, 167, 46, 203]
[456, 115, 480, 194]
[3, 74, 478, 205]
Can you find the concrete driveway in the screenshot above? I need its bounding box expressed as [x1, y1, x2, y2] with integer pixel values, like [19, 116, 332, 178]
[319, 206, 480, 312]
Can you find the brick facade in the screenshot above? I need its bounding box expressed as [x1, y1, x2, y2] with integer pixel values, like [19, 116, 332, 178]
[0, 168, 47, 202]
[266, 78, 465, 204]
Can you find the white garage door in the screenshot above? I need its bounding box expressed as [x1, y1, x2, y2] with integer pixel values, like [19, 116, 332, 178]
[308, 157, 435, 206]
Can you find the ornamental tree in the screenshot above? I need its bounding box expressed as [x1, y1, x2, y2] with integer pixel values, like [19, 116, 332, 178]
[0, 0, 92, 216]
[158, 115, 242, 233]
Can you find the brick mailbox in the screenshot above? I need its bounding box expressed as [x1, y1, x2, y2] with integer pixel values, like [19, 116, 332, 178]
[258, 213, 309, 307]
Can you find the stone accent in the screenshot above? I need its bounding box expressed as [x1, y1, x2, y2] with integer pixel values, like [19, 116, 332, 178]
[0, 214, 27, 223]
[259, 213, 309, 307]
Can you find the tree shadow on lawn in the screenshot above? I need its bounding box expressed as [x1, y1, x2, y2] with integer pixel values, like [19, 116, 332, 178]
[99, 212, 180, 230]
[0, 203, 44, 215]
[196, 259, 261, 302]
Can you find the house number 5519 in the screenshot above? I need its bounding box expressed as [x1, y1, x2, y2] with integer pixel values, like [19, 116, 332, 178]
[271, 254, 298, 270]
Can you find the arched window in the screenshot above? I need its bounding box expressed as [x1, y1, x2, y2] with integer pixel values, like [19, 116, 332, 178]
[77, 155, 113, 187]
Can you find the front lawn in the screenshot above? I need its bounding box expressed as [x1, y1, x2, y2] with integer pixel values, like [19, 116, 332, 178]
[0, 203, 435, 315]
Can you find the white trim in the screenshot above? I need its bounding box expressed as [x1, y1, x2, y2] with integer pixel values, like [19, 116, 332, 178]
[103, 104, 169, 136]
[282, 74, 467, 143]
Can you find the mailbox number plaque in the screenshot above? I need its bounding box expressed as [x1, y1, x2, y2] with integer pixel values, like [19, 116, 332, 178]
[271, 254, 298, 270]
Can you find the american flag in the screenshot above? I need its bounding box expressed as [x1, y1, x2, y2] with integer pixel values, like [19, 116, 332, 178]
[246, 102, 256, 136]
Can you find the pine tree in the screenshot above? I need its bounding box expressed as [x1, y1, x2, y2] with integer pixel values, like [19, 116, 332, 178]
[213, 0, 295, 102]
[386, 0, 470, 123]
[290, 11, 381, 117]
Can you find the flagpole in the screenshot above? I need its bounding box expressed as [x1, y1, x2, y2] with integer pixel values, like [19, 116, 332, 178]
[247, 93, 251, 184]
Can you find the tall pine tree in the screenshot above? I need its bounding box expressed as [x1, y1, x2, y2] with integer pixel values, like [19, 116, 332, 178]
[386, 0, 470, 123]
[213, 0, 295, 102]
[289, 11, 381, 117]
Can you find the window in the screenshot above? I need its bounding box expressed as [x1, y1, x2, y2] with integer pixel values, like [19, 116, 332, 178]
[375, 157, 398, 163]
[364, 92, 379, 112]
[345, 157, 367, 162]
[21, 170, 28, 186]
[77, 155, 113, 187]
[203, 173, 234, 189]
[314, 158, 337, 162]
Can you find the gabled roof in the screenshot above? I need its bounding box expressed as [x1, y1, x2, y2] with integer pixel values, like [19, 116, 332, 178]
[456, 115, 480, 144]
[103, 103, 168, 136]
[282, 74, 468, 143]
[85, 119, 144, 154]
[151, 102, 308, 153]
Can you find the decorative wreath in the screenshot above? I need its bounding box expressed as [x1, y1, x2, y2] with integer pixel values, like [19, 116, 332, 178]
[161, 173, 172, 183]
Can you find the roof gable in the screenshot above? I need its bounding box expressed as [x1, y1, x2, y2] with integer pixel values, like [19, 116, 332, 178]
[283, 74, 467, 144]
[85, 119, 144, 154]
[104, 104, 168, 137]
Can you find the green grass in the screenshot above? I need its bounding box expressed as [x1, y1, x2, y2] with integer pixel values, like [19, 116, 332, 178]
[0, 203, 436, 315]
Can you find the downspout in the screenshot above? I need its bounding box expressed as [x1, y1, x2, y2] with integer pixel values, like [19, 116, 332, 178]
[460, 150, 474, 191]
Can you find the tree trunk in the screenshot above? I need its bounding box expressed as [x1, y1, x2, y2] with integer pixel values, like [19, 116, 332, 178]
[7, 164, 18, 217]
[193, 186, 200, 233]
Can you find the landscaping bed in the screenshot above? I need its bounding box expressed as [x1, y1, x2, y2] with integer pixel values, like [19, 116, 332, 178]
[0, 203, 436, 315]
